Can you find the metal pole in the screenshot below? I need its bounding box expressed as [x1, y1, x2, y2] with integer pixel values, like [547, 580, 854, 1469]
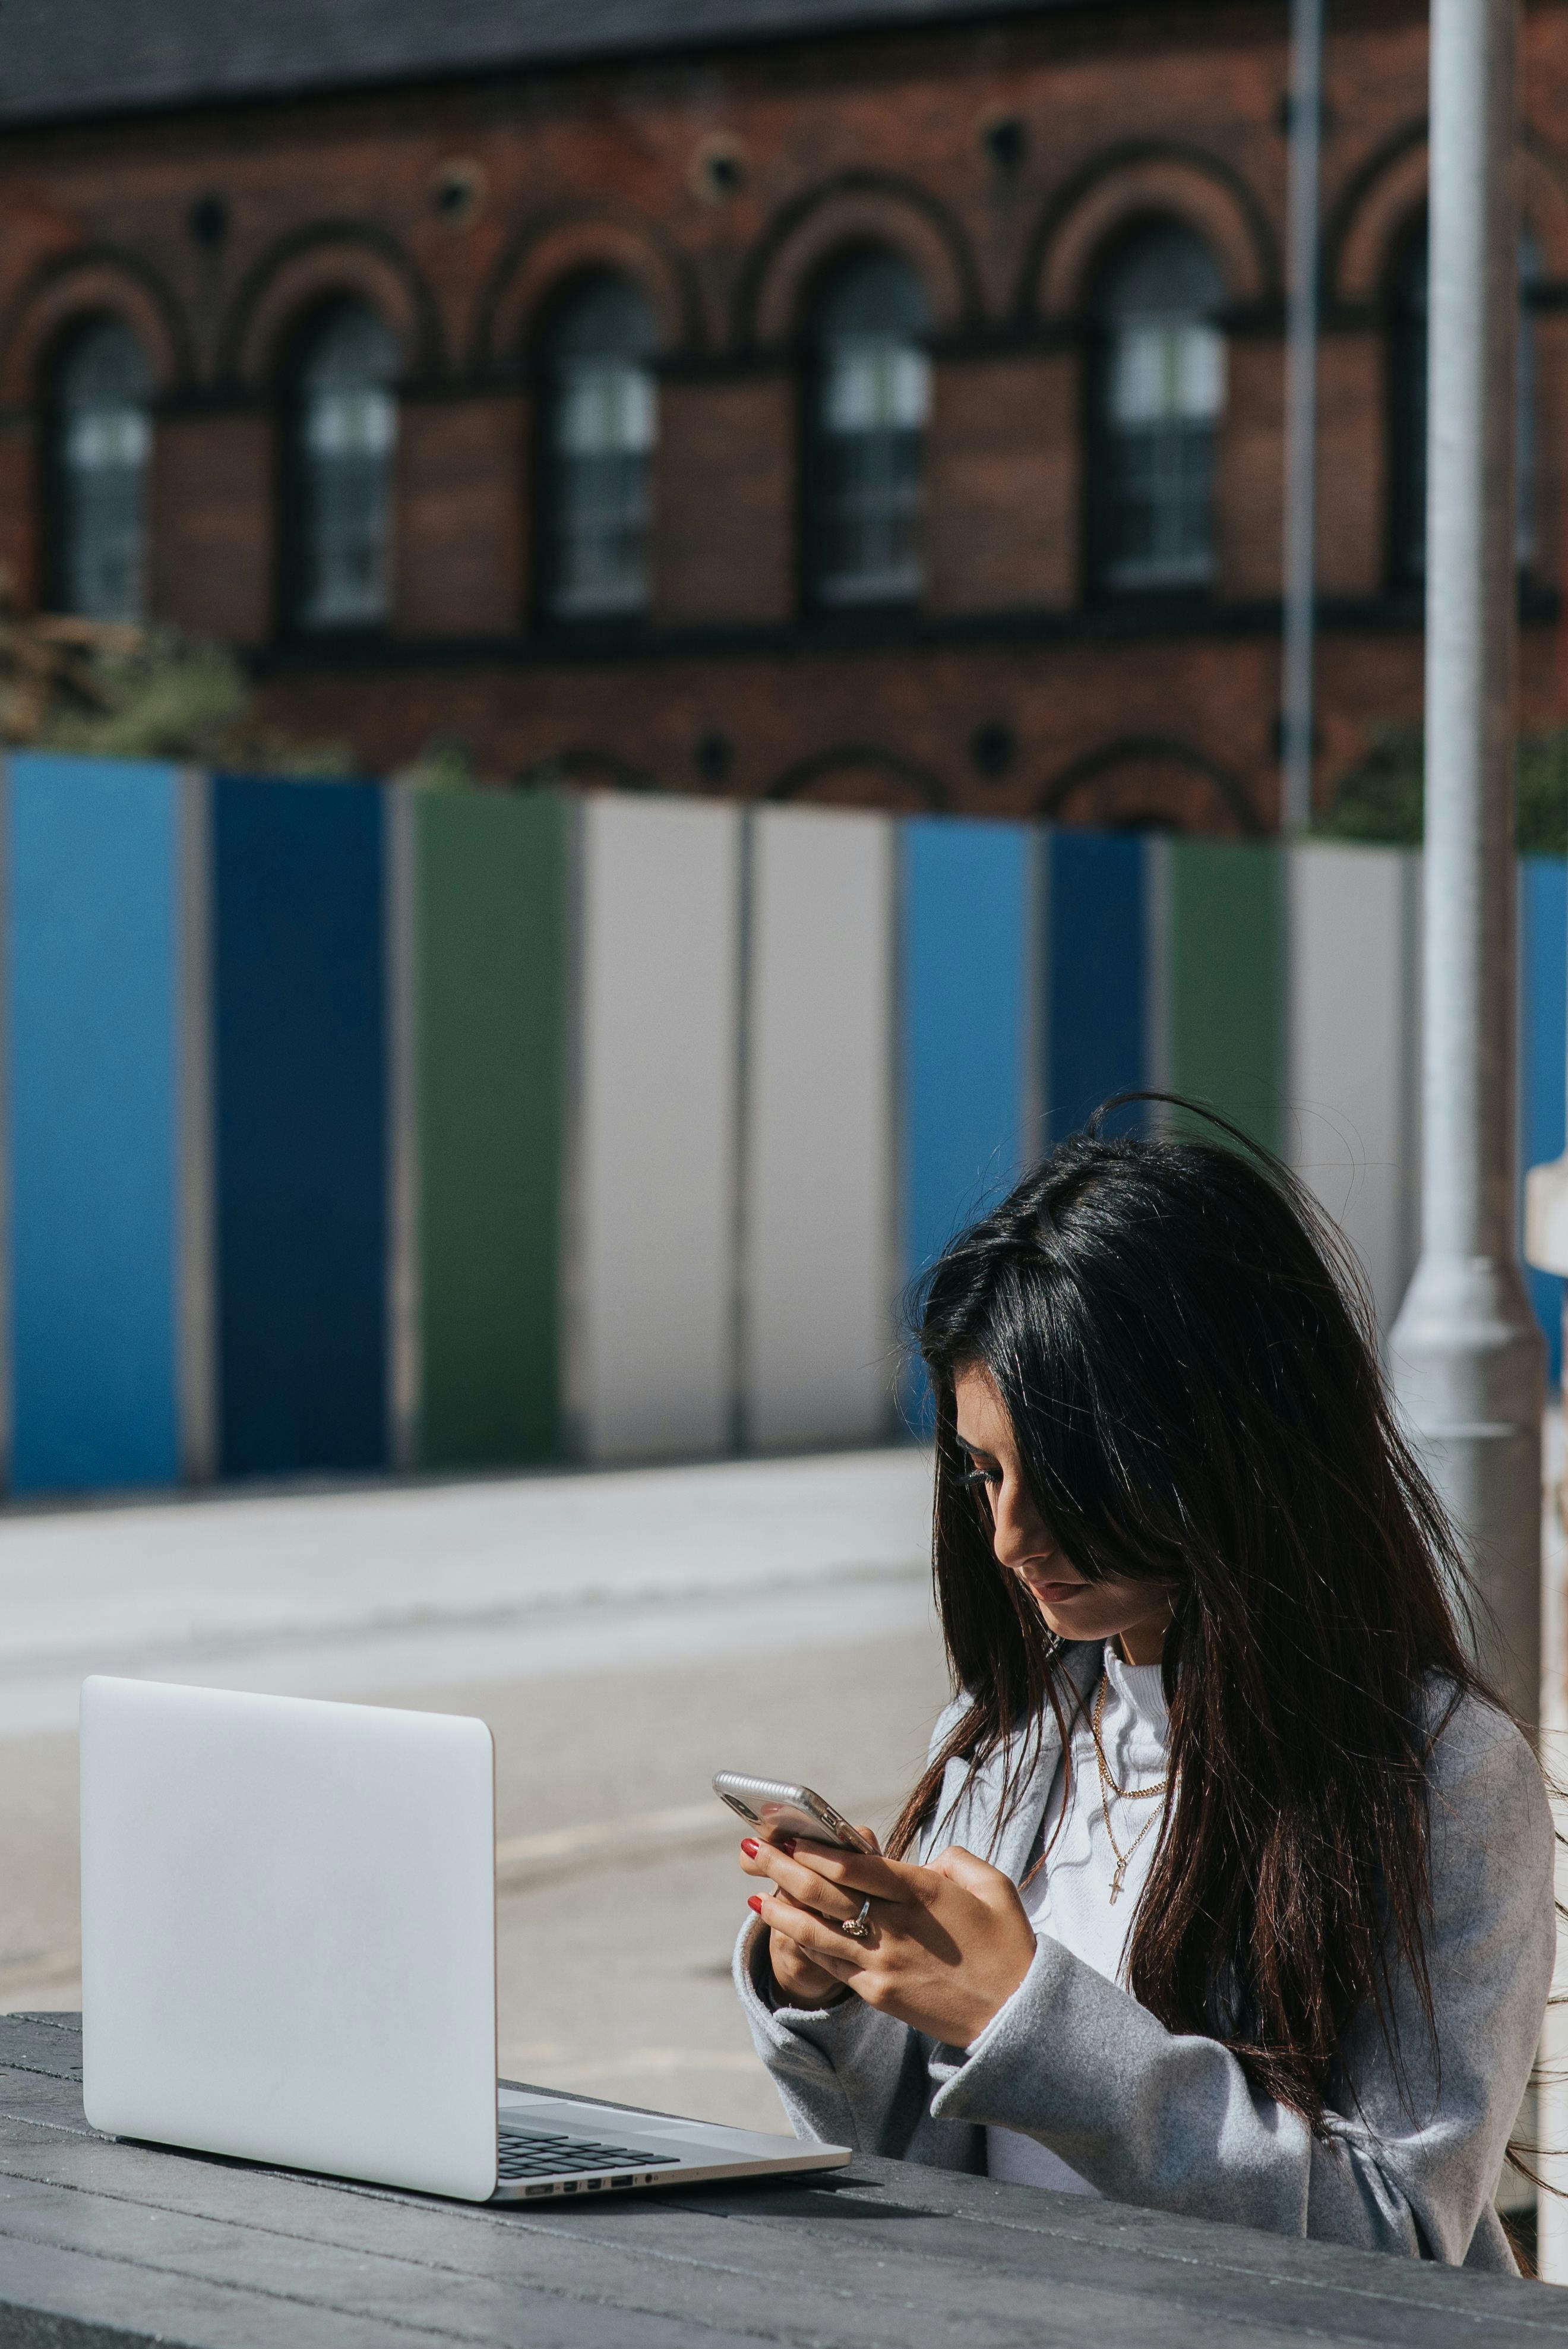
[1390, 0, 1542, 1732]
[1280, 0, 1323, 836]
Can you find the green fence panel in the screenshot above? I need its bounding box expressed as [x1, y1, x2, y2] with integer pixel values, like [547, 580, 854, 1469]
[1168, 839, 1286, 1154]
[415, 790, 567, 1467]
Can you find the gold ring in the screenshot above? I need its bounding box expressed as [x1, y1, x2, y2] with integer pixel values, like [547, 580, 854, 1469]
[839, 1897, 874, 1941]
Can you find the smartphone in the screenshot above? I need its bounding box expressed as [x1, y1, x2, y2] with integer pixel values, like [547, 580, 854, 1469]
[713, 1772, 875, 1854]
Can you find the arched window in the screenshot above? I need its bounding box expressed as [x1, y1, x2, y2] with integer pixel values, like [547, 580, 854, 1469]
[292, 302, 399, 630]
[52, 318, 152, 621]
[1389, 223, 1539, 583]
[545, 276, 658, 623]
[810, 252, 931, 608]
[1093, 225, 1226, 594]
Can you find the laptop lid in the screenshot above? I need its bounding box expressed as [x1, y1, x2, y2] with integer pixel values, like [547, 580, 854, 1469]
[80, 1676, 498, 2200]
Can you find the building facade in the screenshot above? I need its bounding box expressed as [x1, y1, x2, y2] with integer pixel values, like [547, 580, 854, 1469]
[3, 0, 1567, 829]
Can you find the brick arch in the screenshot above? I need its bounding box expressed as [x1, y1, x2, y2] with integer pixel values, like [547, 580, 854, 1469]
[216, 223, 443, 389]
[472, 207, 702, 370]
[1328, 119, 1568, 304]
[1038, 735, 1263, 836]
[737, 173, 981, 348]
[1324, 122, 1426, 307]
[766, 743, 947, 813]
[1023, 144, 1277, 321]
[0, 245, 194, 405]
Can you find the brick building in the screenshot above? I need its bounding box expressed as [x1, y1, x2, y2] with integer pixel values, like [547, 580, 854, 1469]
[4, 0, 1567, 830]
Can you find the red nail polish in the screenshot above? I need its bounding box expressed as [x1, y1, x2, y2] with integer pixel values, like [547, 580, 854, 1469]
[747, 1895, 762, 1914]
[741, 1839, 759, 1859]
[780, 1839, 797, 1856]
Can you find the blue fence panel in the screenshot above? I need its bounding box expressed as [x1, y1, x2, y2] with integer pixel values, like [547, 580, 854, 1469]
[8, 753, 182, 1491]
[1045, 829, 1148, 1139]
[1521, 855, 1567, 1382]
[213, 777, 387, 1475]
[902, 819, 1030, 1292]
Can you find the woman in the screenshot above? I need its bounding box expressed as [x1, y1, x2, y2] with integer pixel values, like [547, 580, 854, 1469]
[734, 1109, 1556, 2269]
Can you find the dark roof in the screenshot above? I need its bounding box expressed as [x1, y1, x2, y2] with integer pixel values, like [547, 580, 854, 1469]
[0, 0, 1080, 128]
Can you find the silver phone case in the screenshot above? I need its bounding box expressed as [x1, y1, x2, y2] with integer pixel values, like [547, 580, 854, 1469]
[712, 1772, 872, 1852]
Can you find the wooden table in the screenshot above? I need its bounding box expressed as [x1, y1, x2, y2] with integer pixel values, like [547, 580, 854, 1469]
[2, 2014, 1566, 2346]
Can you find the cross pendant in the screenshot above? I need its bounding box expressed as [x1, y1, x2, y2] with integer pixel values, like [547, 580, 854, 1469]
[1109, 1858, 1126, 1906]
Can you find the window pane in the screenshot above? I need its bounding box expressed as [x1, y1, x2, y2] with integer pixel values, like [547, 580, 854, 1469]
[823, 339, 930, 435]
[558, 361, 656, 459]
[813, 252, 931, 607]
[306, 387, 397, 462]
[547, 278, 658, 621]
[55, 319, 152, 623]
[1104, 424, 1218, 588]
[1109, 321, 1225, 428]
[295, 304, 399, 630]
[1097, 226, 1225, 592]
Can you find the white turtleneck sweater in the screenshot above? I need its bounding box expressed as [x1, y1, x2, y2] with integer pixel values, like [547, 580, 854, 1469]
[987, 1647, 1171, 2195]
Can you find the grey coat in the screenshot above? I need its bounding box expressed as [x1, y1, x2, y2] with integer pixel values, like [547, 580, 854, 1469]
[735, 1641, 1556, 2271]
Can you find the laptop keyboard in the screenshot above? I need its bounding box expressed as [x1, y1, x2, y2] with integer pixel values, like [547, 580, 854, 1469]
[497, 2126, 681, 2191]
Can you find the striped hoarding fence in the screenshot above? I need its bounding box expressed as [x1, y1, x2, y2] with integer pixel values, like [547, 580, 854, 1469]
[901, 815, 1033, 1272]
[410, 785, 567, 1470]
[1042, 826, 1150, 1143]
[742, 806, 896, 1451]
[568, 792, 743, 1461]
[0, 755, 1564, 1492]
[211, 775, 388, 1478]
[1287, 842, 1420, 1334]
[1167, 837, 1288, 1156]
[899, 814, 1033, 1425]
[4, 752, 191, 1494]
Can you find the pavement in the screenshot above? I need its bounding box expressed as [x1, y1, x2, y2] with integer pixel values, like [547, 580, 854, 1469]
[1, 1430, 1560, 2189]
[0, 1447, 947, 2135]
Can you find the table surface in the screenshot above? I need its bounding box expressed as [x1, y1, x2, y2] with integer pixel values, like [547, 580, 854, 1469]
[2, 2016, 1567, 2348]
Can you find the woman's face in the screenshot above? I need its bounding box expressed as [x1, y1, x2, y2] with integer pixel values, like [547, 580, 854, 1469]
[952, 1363, 1175, 1666]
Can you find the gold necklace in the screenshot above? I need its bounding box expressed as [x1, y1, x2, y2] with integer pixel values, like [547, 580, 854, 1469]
[1091, 1672, 1169, 1907]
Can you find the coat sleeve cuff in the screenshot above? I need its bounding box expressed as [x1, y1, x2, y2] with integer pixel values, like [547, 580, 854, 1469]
[927, 1933, 1084, 2127]
[733, 1915, 887, 2068]
[927, 1931, 1323, 2239]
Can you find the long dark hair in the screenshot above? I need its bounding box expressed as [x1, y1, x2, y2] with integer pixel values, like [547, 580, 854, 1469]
[890, 1099, 1497, 2127]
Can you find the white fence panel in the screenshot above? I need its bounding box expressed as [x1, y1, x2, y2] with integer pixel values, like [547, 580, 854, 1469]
[572, 794, 742, 1460]
[1288, 841, 1418, 1332]
[743, 808, 896, 1449]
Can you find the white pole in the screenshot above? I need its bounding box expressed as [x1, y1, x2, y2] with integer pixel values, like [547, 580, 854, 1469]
[1280, 0, 1323, 835]
[1389, 0, 1541, 1732]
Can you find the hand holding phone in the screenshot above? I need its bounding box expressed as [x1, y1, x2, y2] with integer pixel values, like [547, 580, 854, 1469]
[719, 1772, 875, 2010]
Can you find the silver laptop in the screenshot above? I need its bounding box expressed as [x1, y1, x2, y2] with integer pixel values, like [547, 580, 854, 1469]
[79, 1676, 849, 2203]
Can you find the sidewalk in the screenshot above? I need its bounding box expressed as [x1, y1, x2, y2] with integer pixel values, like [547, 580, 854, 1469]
[0, 1447, 934, 1739]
